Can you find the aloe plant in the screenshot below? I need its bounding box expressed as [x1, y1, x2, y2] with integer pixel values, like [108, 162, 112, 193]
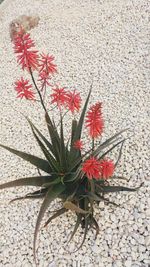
[0, 29, 142, 263]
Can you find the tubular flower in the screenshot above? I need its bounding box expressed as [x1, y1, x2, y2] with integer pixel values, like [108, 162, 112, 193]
[66, 90, 81, 113]
[13, 29, 39, 70]
[39, 53, 57, 75]
[38, 70, 51, 88]
[73, 140, 83, 150]
[82, 157, 101, 179]
[51, 86, 68, 108]
[100, 159, 115, 179]
[86, 102, 104, 138]
[14, 77, 35, 100]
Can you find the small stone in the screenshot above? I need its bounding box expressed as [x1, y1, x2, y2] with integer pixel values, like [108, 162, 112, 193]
[97, 263, 104, 267]
[145, 209, 150, 217]
[130, 238, 136, 245]
[110, 214, 116, 222]
[83, 256, 90, 264]
[22, 263, 32, 267]
[92, 245, 99, 254]
[143, 259, 150, 264]
[115, 261, 122, 267]
[124, 260, 132, 267]
[48, 261, 56, 267]
[137, 235, 145, 245]
[145, 236, 150, 246]
[121, 247, 127, 253]
[131, 251, 138, 261]
[138, 245, 146, 252]
[106, 228, 112, 234]
[59, 247, 64, 255]
[99, 201, 105, 208]
[69, 243, 75, 251]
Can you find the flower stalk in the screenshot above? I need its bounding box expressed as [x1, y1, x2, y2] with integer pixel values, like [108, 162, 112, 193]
[29, 67, 47, 112]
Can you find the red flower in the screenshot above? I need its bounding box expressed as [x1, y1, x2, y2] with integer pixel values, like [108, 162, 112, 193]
[86, 102, 104, 138]
[14, 77, 35, 100]
[38, 70, 51, 88]
[82, 157, 101, 179]
[13, 30, 39, 70]
[51, 86, 68, 108]
[39, 53, 57, 75]
[73, 140, 83, 150]
[100, 159, 115, 179]
[66, 90, 81, 113]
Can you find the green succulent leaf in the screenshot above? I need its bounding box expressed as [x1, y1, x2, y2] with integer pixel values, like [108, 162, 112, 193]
[33, 183, 65, 262]
[115, 140, 125, 167]
[73, 198, 91, 251]
[87, 192, 119, 206]
[111, 176, 129, 181]
[93, 129, 128, 158]
[69, 88, 92, 161]
[96, 183, 143, 193]
[45, 112, 61, 162]
[0, 176, 52, 189]
[91, 217, 99, 239]
[68, 147, 92, 174]
[71, 119, 78, 145]
[42, 177, 61, 187]
[74, 88, 92, 141]
[10, 188, 48, 203]
[63, 201, 89, 214]
[65, 169, 82, 182]
[26, 118, 54, 155]
[99, 139, 126, 160]
[75, 216, 89, 252]
[29, 124, 59, 172]
[44, 207, 67, 228]
[60, 117, 67, 171]
[68, 214, 82, 243]
[0, 144, 51, 173]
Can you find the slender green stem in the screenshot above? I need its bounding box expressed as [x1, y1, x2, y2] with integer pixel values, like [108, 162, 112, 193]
[56, 110, 69, 127]
[89, 138, 95, 194]
[92, 138, 95, 152]
[29, 68, 47, 113]
[89, 179, 95, 193]
[43, 86, 46, 101]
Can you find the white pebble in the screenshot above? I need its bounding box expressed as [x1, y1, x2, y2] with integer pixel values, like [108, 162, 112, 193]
[138, 245, 146, 253]
[83, 256, 90, 264]
[92, 245, 99, 254]
[124, 260, 132, 267]
[145, 236, 150, 246]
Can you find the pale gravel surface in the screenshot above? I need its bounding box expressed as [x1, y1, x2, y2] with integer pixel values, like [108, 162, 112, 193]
[0, 0, 150, 266]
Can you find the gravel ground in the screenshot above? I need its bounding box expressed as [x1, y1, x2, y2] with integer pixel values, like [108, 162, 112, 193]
[0, 0, 150, 266]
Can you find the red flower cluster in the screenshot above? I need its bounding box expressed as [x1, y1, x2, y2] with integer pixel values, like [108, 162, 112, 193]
[38, 53, 57, 88]
[50, 87, 81, 113]
[73, 140, 83, 150]
[13, 30, 39, 71]
[39, 53, 57, 75]
[86, 102, 104, 138]
[51, 87, 68, 108]
[100, 159, 115, 179]
[82, 157, 101, 179]
[67, 90, 81, 113]
[38, 71, 51, 88]
[82, 157, 115, 179]
[14, 77, 35, 100]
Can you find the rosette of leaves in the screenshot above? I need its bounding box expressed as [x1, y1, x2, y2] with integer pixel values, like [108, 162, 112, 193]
[0, 29, 143, 263]
[0, 89, 142, 261]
